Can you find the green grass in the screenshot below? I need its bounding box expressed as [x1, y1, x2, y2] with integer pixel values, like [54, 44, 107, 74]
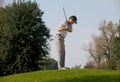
[0, 69, 120, 82]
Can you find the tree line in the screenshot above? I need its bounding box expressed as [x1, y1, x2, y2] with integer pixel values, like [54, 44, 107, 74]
[85, 20, 120, 70]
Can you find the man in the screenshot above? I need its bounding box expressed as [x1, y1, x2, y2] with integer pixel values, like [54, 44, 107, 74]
[55, 15, 77, 69]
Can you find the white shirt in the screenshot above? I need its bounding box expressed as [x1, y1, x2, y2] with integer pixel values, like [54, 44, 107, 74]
[58, 20, 72, 38]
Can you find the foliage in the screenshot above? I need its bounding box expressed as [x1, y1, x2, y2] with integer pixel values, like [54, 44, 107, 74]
[44, 57, 58, 70]
[86, 20, 118, 69]
[72, 65, 81, 69]
[0, 0, 51, 76]
[84, 60, 95, 69]
[111, 21, 120, 69]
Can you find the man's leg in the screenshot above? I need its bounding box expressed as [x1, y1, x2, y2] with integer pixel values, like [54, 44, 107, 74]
[61, 39, 65, 68]
[55, 35, 65, 69]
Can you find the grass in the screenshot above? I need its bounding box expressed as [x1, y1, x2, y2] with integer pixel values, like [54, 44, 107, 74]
[0, 69, 120, 82]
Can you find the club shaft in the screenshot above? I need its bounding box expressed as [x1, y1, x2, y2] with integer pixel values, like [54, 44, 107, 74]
[63, 7, 67, 20]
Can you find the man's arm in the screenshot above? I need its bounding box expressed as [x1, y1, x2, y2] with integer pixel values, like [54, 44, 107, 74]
[58, 26, 72, 32]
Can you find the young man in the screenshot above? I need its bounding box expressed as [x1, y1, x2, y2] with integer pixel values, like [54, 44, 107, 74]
[55, 15, 77, 69]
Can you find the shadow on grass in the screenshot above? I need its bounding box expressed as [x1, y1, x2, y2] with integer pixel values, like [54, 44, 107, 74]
[46, 75, 120, 82]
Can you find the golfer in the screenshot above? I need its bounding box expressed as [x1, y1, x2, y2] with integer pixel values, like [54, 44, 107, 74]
[55, 15, 77, 69]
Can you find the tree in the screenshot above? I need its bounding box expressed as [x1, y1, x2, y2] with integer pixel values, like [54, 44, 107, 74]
[111, 21, 120, 69]
[99, 21, 117, 69]
[44, 57, 58, 70]
[0, 6, 10, 76]
[0, 0, 51, 76]
[84, 60, 95, 69]
[87, 36, 106, 69]
[86, 20, 117, 69]
[72, 65, 81, 69]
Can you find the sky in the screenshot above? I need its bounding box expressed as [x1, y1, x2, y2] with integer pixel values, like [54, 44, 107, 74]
[4, 0, 120, 68]
[34, 0, 120, 68]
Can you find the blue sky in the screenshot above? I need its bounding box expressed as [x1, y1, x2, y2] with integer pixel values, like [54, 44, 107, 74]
[34, 0, 120, 68]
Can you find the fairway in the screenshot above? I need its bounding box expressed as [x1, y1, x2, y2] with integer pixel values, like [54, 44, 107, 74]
[0, 69, 120, 82]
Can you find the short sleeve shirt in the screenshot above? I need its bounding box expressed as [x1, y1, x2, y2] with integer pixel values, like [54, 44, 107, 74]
[58, 20, 72, 38]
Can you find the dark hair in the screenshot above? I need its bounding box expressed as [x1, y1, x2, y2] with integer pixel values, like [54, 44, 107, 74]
[69, 15, 77, 24]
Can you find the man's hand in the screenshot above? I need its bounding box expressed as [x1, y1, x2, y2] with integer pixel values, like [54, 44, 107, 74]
[65, 26, 72, 32]
[58, 26, 73, 32]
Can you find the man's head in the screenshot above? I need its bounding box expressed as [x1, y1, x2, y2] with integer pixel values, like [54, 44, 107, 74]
[68, 15, 77, 24]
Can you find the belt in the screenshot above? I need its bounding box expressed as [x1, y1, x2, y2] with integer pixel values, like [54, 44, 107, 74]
[57, 34, 65, 39]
